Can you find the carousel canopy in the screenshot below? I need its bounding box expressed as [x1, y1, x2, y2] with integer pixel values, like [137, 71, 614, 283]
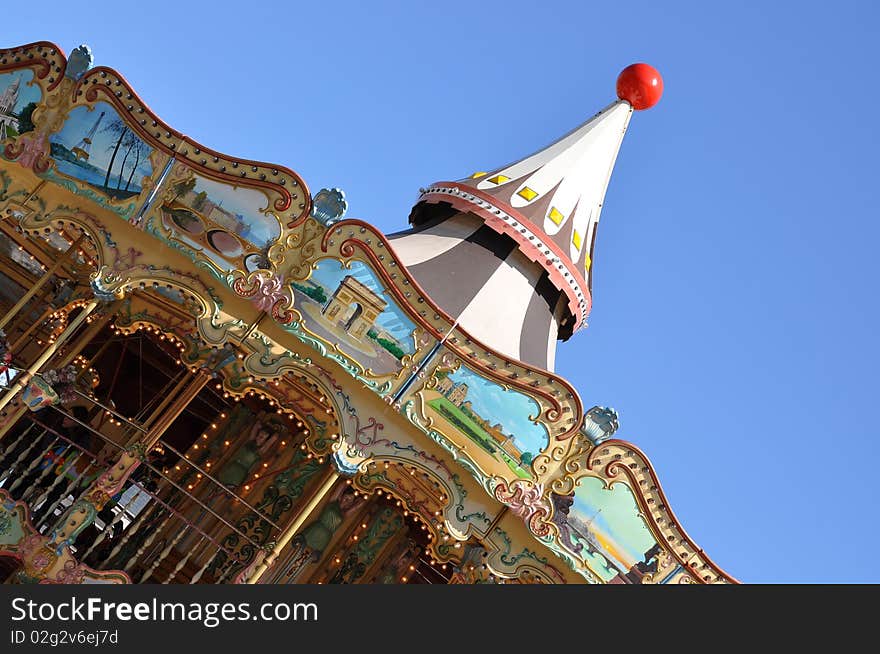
[389, 64, 663, 370]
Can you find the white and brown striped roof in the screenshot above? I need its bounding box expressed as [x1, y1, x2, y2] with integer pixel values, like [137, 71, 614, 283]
[414, 99, 634, 334]
[389, 69, 662, 370]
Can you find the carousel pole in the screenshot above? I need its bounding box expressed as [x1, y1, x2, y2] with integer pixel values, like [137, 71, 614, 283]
[139, 370, 210, 450]
[146, 307, 266, 450]
[47, 370, 212, 568]
[52, 301, 119, 370]
[5, 286, 62, 346]
[246, 468, 341, 584]
[0, 234, 85, 332]
[9, 305, 55, 352]
[0, 298, 98, 414]
[0, 258, 44, 294]
[0, 300, 119, 441]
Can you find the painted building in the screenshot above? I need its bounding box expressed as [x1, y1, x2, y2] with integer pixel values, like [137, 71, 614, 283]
[446, 382, 468, 407]
[323, 275, 388, 341]
[435, 375, 454, 396]
[0, 42, 733, 585]
[0, 75, 21, 137]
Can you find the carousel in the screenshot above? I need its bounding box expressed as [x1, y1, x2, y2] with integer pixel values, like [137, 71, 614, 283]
[0, 41, 733, 584]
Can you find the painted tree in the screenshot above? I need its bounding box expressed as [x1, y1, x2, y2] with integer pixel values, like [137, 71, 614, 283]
[101, 116, 130, 191]
[15, 102, 36, 134]
[114, 130, 139, 191]
[192, 190, 208, 211]
[171, 177, 196, 200]
[122, 135, 149, 192]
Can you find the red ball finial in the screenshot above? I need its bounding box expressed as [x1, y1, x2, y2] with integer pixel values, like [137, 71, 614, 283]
[616, 63, 663, 110]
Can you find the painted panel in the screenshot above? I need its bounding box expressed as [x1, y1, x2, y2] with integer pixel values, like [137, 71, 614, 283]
[46, 102, 157, 217]
[551, 478, 660, 583]
[289, 258, 418, 376]
[157, 170, 282, 277]
[408, 358, 549, 482]
[0, 69, 41, 141]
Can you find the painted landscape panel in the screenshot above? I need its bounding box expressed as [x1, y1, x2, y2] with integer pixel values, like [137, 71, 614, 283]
[424, 365, 548, 479]
[49, 102, 154, 203]
[290, 258, 417, 376]
[0, 69, 41, 140]
[552, 477, 660, 583]
[160, 172, 281, 274]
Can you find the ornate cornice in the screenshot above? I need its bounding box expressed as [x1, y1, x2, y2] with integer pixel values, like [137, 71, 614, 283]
[417, 183, 591, 330]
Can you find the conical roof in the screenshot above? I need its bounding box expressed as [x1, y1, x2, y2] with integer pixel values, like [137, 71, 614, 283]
[410, 64, 662, 335]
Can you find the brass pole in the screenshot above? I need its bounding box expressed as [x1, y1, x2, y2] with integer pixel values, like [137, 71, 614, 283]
[246, 468, 341, 584]
[52, 300, 119, 370]
[7, 288, 52, 341]
[131, 370, 189, 433]
[0, 234, 85, 332]
[140, 372, 209, 450]
[0, 301, 117, 441]
[0, 299, 98, 414]
[0, 258, 45, 295]
[9, 305, 54, 352]
[123, 371, 190, 444]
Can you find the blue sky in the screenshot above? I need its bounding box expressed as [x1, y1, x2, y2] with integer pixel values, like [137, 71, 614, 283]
[7, 0, 879, 582]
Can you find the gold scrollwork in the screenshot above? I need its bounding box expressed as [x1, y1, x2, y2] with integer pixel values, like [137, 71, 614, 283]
[546, 435, 735, 584]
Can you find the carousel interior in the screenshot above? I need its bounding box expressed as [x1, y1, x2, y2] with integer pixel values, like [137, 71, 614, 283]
[0, 222, 464, 583]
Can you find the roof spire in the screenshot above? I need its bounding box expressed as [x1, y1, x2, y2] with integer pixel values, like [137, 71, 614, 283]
[390, 64, 662, 369]
[616, 63, 664, 110]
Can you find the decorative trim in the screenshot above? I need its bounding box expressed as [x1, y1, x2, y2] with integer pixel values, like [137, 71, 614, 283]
[73, 67, 310, 220]
[321, 220, 583, 438]
[0, 41, 67, 91]
[417, 183, 591, 331]
[547, 437, 737, 584]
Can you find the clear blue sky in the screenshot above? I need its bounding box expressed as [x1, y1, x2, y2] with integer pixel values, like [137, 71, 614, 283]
[7, 1, 878, 582]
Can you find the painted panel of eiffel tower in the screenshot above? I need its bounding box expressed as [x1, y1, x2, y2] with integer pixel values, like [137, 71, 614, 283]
[48, 101, 154, 201]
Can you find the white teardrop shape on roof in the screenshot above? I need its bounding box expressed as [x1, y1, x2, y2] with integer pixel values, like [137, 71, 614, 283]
[475, 104, 619, 194]
[542, 102, 631, 239]
[474, 101, 632, 236]
[569, 202, 592, 260]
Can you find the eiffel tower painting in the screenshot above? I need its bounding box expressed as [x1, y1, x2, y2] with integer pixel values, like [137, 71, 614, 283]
[70, 110, 105, 161]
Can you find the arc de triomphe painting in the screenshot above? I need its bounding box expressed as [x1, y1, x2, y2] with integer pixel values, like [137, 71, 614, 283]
[322, 275, 388, 341]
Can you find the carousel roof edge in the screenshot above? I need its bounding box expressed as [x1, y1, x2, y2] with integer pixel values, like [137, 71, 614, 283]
[0, 40, 586, 435]
[0, 41, 312, 222]
[318, 220, 737, 583]
[597, 436, 739, 584]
